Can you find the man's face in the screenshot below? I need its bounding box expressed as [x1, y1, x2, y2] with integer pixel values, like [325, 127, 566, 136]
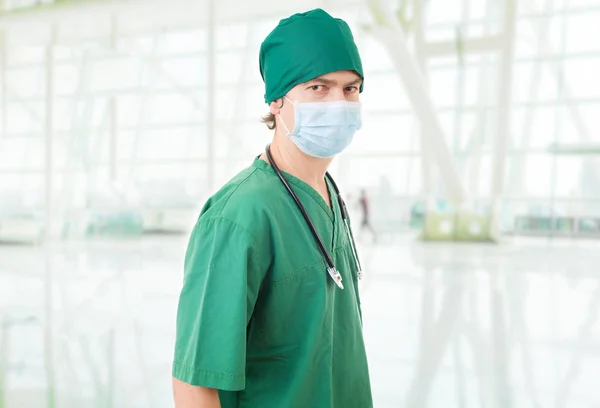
[270, 70, 362, 134]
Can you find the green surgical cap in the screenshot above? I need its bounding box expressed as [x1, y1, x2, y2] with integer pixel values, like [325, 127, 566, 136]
[259, 8, 364, 104]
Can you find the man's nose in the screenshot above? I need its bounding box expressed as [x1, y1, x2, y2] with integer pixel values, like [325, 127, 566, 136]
[328, 87, 347, 101]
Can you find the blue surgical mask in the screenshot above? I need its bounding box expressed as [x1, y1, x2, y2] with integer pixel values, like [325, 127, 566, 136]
[279, 97, 362, 158]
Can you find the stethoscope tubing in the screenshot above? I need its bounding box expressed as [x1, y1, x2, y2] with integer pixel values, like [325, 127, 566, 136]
[265, 144, 363, 287]
[266, 145, 337, 270]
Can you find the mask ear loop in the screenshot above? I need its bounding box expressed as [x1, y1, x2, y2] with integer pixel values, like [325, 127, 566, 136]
[276, 97, 294, 135]
[278, 115, 293, 135]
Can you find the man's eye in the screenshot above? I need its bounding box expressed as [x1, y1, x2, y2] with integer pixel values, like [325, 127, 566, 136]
[345, 86, 358, 92]
[311, 85, 326, 92]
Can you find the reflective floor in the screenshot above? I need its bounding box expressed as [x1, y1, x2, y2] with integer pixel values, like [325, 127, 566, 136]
[2, 234, 600, 407]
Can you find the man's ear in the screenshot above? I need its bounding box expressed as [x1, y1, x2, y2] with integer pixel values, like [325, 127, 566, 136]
[269, 98, 284, 115]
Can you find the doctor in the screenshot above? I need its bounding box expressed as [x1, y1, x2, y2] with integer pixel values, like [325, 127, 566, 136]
[172, 8, 372, 408]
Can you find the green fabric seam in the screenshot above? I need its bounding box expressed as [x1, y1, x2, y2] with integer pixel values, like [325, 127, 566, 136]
[173, 361, 244, 380]
[199, 216, 266, 276]
[215, 167, 261, 219]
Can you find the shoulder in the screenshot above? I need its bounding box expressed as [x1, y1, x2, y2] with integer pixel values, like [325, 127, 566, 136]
[197, 161, 286, 239]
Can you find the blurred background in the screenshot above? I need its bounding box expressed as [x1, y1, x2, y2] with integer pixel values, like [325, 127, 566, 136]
[1, 0, 600, 407]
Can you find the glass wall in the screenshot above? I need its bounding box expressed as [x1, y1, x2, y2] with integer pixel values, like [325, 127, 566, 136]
[0, 0, 599, 235]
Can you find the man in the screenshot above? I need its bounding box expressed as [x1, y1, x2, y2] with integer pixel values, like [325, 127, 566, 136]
[172, 8, 372, 408]
[359, 189, 377, 242]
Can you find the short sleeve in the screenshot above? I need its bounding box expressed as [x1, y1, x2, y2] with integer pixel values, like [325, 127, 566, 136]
[172, 217, 266, 391]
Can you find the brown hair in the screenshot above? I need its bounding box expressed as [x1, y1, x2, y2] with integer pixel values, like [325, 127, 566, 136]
[261, 112, 277, 130]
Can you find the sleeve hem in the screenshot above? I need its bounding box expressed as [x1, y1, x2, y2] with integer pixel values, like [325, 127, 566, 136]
[172, 361, 245, 391]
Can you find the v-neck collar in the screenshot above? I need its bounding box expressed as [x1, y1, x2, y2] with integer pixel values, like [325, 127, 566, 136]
[252, 157, 334, 222]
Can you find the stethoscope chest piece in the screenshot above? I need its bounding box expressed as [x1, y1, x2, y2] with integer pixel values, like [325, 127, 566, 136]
[328, 267, 344, 290]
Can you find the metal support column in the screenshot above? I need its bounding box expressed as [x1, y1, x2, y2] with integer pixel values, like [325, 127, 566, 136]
[413, 0, 436, 212]
[468, 0, 494, 203]
[227, 23, 254, 162]
[0, 28, 6, 142]
[367, 0, 467, 207]
[109, 98, 117, 183]
[44, 25, 57, 240]
[127, 33, 158, 189]
[206, 0, 216, 192]
[549, 3, 567, 236]
[490, 0, 517, 231]
[44, 24, 57, 407]
[109, 14, 118, 184]
[453, 0, 471, 205]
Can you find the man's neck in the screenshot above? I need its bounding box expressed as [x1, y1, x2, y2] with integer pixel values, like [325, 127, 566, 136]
[261, 134, 332, 192]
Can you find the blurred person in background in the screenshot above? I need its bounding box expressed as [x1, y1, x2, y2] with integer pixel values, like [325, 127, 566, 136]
[172, 8, 372, 408]
[359, 189, 377, 243]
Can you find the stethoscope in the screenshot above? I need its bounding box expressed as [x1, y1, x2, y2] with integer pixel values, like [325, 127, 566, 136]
[265, 144, 363, 290]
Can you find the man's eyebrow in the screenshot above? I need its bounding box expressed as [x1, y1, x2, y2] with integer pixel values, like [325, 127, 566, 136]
[303, 76, 363, 86]
[303, 76, 337, 86]
[346, 78, 363, 86]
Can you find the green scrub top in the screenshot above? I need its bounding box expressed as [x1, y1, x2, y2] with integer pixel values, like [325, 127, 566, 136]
[172, 157, 373, 408]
